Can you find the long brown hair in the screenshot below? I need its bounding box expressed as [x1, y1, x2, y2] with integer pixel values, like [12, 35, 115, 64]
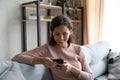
[49, 15, 73, 46]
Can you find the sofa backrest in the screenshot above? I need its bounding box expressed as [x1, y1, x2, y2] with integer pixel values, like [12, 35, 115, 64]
[81, 41, 111, 78]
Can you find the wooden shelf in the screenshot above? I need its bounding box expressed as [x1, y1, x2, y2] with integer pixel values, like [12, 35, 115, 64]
[22, 19, 52, 22]
[21, 3, 81, 12]
[72, 20, 81, 23]
[22, 19, 80, 23]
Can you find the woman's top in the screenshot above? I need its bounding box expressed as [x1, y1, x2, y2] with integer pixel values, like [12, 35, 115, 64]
[12, 43, 93, 80]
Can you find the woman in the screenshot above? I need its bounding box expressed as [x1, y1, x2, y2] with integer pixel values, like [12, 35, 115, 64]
[12, 15, 93, 80]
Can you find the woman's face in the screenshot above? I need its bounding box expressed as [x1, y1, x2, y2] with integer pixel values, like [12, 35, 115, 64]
[53, 25, 72, 47]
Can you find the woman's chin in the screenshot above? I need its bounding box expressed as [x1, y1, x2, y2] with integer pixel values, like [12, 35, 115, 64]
[57, 42, 63, 45]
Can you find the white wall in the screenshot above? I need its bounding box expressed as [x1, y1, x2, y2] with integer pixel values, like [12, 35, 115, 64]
[0, 0, 48, 61]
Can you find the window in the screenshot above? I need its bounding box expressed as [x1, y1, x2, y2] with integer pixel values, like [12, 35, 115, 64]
[102, 0, 120, 51]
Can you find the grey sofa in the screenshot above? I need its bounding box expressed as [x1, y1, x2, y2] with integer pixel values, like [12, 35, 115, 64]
[0, 41, 110, 80]
[81, 41, 110, 80]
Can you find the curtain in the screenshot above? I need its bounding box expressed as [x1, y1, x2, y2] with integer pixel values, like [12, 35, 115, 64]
[83, 0, 104, 44]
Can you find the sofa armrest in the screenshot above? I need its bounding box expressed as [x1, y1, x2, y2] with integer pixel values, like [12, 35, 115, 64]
[19, 63, 53, 80]
[0, 61, 25, 80]
[0, 61, 53, 80]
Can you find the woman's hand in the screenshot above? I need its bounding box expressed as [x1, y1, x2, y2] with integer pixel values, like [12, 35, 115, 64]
[54, 62, 73, 72]
[42, 57, 54, 68]
[54, 62, 80, 77]
[32, 57, 54, 68]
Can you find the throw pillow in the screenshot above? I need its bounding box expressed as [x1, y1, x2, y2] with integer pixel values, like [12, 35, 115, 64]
[108, 50, 120, 80]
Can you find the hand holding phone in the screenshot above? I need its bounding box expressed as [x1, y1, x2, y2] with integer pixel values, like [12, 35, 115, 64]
[53, 58, 64, 64]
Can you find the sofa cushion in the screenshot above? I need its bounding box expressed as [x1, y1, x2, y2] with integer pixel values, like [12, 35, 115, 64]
[81, 41, 111, 78]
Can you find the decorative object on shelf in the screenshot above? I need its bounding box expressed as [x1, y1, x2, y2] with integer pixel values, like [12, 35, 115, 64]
[56, 0, 61, 6]
[66, 0, 72, 18]
[56, 0, 68, 7]
[58, 0, 79, 20]
[28, 13, 37, 20]
[45, 16, 54, 19]
[27, 13, 44, 20]
[48, 0, 52, 5]
[60, 0, 66, 3]
[77, 0, 82, 7]
[40, 0, 43, 4]
[72, 22, 81, 44]
[71, 0, 79, 20]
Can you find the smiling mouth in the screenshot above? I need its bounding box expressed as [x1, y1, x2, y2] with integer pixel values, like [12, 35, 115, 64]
[57, 41, 63, 43]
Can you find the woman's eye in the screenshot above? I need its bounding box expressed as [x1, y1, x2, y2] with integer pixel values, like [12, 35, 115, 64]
[55, 33, 60, 36]
[63, 32, 68, 35]
[54, 32, 68, 36]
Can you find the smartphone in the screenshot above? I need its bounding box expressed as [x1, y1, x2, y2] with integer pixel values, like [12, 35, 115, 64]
[53, 58, 64, 64]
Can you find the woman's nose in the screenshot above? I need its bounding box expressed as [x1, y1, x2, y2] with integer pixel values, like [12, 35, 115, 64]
[59, 35, 63, 40]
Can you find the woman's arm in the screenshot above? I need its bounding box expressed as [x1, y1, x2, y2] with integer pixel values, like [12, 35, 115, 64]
[12, 53, 35, 65]
[32, 57, 54, 68]
[68, 64, 93, 80]
[12, 44, 54, 67]
[77, 49, 93, 80]
[12, 53, 54, 68]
